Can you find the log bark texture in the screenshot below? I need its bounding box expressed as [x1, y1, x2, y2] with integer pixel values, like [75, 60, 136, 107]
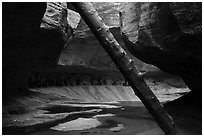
[71, 2, 177, 135]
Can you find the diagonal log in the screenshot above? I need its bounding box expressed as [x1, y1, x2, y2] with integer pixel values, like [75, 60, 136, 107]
[70, 2, 177, 135]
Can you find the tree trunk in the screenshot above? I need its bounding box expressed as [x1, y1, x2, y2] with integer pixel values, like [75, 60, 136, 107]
[70, 2, 177, 135]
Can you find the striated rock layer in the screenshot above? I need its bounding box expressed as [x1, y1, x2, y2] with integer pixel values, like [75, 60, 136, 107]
[41, 2, 69, 40]
[120, 2, 202, 96]
[2, 3, 201, 135]
[3, 2, 201, 101]
[59, 2, 157, 71]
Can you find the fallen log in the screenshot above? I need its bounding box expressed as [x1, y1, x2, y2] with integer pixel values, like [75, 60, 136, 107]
[70, 2, 177, 135]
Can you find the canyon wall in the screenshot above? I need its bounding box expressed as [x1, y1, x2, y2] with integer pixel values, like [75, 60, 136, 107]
[120, 2, 202, 94]
[59, 2, 157, 71]
[3, 2, 201, 100]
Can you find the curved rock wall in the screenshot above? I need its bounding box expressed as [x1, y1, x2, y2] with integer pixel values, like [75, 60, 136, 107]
[59, 2, 157, 71]
[41, 2, 69, 40]
[3, 2, 201, 100]
[120, 2, 201, 93]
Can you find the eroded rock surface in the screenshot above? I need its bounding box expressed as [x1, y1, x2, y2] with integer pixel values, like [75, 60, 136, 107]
[41, 2, 69, 40]
[59, 2, 157, 71]
[120, 2, 202, 94]
[3, 2, 200, 100]
[2, 2, 201, 135]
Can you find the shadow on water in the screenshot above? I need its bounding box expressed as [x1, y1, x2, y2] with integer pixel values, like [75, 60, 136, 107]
[3, 112, 97, 135]
[42, 105, 99, 114]
[3, 101, 163, 135]
[97, 119, 118, 129]
[3, 102, 130, 135]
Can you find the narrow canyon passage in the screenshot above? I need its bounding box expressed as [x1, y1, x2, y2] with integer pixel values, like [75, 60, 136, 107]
[2, 2, 202, 135]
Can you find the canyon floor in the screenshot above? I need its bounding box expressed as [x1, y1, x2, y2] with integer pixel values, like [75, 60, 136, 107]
[2, 78, 201, 135]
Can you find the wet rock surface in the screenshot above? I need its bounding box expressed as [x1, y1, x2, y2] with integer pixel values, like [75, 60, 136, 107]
[27, 65, 187, 89]
[2, 83, 190, 135]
